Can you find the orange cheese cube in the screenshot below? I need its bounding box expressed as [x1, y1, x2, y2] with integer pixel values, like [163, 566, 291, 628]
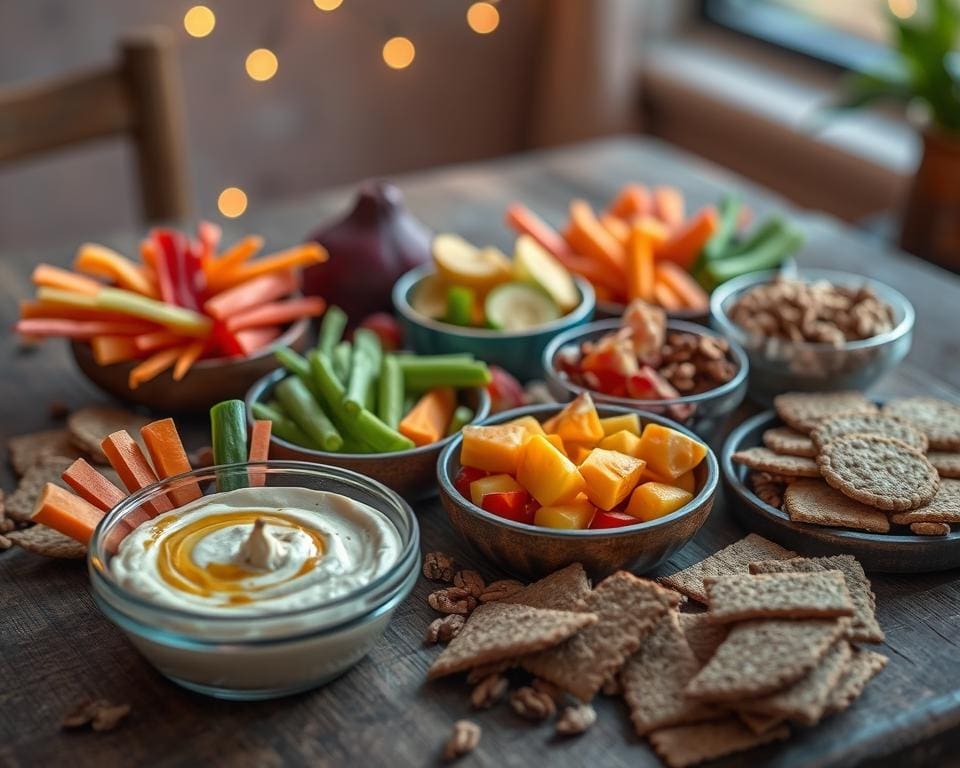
[639, 466, 697, 494]
[567, 444, 594, 465]
[461, 424, 531, 474]
[506, 416, 546, 437]
[599, 429, 643, 458]
[636, 423, 707, 480]
[578, 448, 645, 510]
[599, 413, 641, 437]
[517, 434, 586, 507]
[534, 494, 596, 529]
[545, 434, 567, 453]
[469, 474, 524, 507]
[625, 482, 694, 522]
[542, 393, 604, 447]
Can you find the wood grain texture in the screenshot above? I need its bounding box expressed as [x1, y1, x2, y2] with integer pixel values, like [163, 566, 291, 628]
[2, 138, 960, 767]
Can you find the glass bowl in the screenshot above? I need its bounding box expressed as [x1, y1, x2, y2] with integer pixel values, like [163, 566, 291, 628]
[541, 319, 749, 441]
[87, 461, 420, 701]
[709, 269, 915, 405]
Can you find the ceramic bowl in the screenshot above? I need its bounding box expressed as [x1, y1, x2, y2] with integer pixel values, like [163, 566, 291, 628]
[392, 265, 596, 381]
[245, 368, 491, 500]
[72, 318, 311, 414]
[437, 403, 718, 579]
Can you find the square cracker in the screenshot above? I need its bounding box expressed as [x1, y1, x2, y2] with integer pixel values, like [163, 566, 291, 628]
[730, 447, 821, 478]
[749, 555, 884, 644]
[649, 717, 790, 768]
[427, 601, 597, 680]
[889, 479, 960, 525]
[6, 524, 86, 559]
[621, 612, 719, 735]
[8, 429, 82, 476]
[784, 479, 891, 534]
[501, 562, 591, 612]
[703, 571, 853, 623]
[659, 534, 797, 604]
[5, 456, 76, 521]
[68, 406, 150, 464]
[677, 612, 728, 665]
[685, 617, 849, 702]
[520, 571, 679, 701]
[823, 648, 888, 716]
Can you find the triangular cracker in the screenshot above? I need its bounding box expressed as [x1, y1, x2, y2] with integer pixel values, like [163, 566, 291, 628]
[500, 562, 590, 611]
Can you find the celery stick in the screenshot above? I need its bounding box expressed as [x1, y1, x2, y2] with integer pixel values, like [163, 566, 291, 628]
[210, 399, 248, 491]
[446, 405, 474, 436]
[444, 286, 475, 326]
[397, 356, 491, 389]
[275, 376, 343, 452]
[96, 287, 212, 336]
[377, 354, 404, 429]
[317, 305, 347, 357]
[252, 401, 319, 449]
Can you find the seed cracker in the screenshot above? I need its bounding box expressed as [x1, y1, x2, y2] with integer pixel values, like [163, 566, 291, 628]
[749, 555, 883, 644]
[8, 429, 85, 477]
[648, 717, 790, 768]
[928, 452, 960, 479]
[677, 613, 728, 665]
[884, 397, 960, 451]
[909, 521, 951, 536]
[737, 711, 785, 735]
[730, 447, 821, 478]
[685, 618, 849, 702]
[621, 612, 719, 735]
[783, 479, 891, 534]
[811, 412, 928, 453]
[659, 534, 796, 604]
[762, 427, 817, 458]
[823, 648, 888, 716]
[889, 479, 960, 525]
[5, 455, 77, 521]
[774, 391, 877, 434]
[520, 571, 679, 701]
[6, 524, 86, 559]
[501, 562, 591, 612]
[68, 406, 150, 464]
[703, 571, 853, 623]
[427, 601, 598, 680]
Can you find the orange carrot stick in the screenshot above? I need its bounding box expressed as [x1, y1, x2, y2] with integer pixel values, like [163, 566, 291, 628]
[202, 271, 299, 321]
[657, 207, 719, 269]
[15, 318, 158, 340]
[133, 330, 183, 353]
[207, 244, 327, 292]
[141, 419, 202, 506]
[62, 458, 127, 513]
[225, 297, 327, 333]
[600, 214, 630, 247]
[566, 200, 627, 276]
[653, 277, 684, 311]
[248, 420, 273, 487]
[173, 340, 205, 381]
[203, 235, 264, 281]
[398, 388, 456, 447]
[633, 216, 671, 253]
[234, 327, 281, 357]
[655, 262, 710, 313]
[627, 227, 656, 303]
[504, 203, 574, 259]
[90, 335, 142, 366]
[100, 431, 172, 516]
[31, 483, 105, 544]
[128, 346, 183, 390]
[32, 264, 102, 296]
[607, 184, 652, 220]
[20, 300, 129, 323]
[75, 243, 158, 297]
[653, 187, 686, 229]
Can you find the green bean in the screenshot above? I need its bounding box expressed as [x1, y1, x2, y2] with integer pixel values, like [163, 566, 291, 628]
[275, 376, 343, 451]
[703, 194, 742, 262]
[210, 399, 248, 491]
[317, 305, 347, 357]
[702, 227, 804, 290]
[274, 346, 311, 379]
[332, 341, 351, 384]
[397, 356, 491, 389]
[344, 329, 382, 414]
[377, 354, 404, 429]
[252, 401, 319, 449]
[446, 405, 474, 436]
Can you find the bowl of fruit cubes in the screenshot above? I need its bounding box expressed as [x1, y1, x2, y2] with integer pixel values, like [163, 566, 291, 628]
[392, 233, 595, 380]
[437, 394, 718, 579]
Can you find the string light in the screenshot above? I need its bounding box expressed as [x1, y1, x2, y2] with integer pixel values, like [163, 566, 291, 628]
[218, 187, 248, 218]
[183, 5, 216, 38]
[888, 0, 916, 18]
[313, 0, 343, 10]
[245, 49, 279, 81]
[382, 37, 415, 69]
[467, 2, 499, 34]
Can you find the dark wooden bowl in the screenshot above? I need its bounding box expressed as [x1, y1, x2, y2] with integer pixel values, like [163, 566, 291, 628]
[245, 368, 491, 501]
[72, 319, 310, 414]
[721, 410, 960, 573]
[437, 403, 718, 580]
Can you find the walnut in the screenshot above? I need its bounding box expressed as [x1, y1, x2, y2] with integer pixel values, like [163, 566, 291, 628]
[62, 699, 130, 732]
[555, 703, 597, 736]
[423, 551, 455, 582]
[510, 686, 556, 721]
[466, 660, 512, 684]
[531, 677, 564, 704]
[442, 720, 481, 761]
[470, 674, 509, 709]
[453, 569, 485, 598]
[478, 579, 524, 602]
[425, 614, 466, 644]
[428, 587, 477, 615]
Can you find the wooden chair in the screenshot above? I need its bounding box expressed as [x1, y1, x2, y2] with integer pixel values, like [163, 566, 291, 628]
[0, 27, 190, 222]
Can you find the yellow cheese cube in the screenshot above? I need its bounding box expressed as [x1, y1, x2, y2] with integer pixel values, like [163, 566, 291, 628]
[578, 448, 645, 510]
[598, 429, 644, 458]
[542, 393, 604, 447]
[469, 474, 524, 507]
[636, 423, 708, 480]
[506, 415, 546, 437]
[545, 434, 567, 454]
[625, 482, 694, 522]
[599, 413, 641, 437]
[461, 424, 531, 474]
[517, 434, 586, 507]
[567, 444, 594, 465]
[534, 494, 596, 529]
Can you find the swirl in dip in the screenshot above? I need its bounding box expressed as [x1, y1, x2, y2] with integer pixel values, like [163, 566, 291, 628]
[111, 486, 403, 615]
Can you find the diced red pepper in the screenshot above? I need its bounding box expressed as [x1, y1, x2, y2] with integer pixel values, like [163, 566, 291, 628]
[486, 366, 525, 413]
[590, 509, 639, 529]
[454, 466, 487, 499]
[482, 490, 534, 524]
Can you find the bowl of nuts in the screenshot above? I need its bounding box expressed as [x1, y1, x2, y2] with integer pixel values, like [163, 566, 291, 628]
[710, 269, 914, 404]
[542, 300, 749, 440]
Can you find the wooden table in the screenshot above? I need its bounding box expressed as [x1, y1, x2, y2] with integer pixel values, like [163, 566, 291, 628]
[1, 137, 959, 768]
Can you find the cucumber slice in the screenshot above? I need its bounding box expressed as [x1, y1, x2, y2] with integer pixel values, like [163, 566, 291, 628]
[514, 235, 579, 312]
[484, 282, 560, 331]
[444, 286, 475, 326]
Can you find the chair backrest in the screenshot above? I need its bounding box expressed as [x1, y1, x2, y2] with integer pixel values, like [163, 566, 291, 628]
[0, 27, 189, 222]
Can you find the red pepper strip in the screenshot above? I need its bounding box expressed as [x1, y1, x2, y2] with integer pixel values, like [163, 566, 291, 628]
[211, 320, 244, 358]
[142, 239, 177, 306]
[185, 239, 205, 303]
[234, 327, 281, 357]
[154, 229, 199, 310]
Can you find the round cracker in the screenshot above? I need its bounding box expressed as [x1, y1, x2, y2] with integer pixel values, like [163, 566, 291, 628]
[909, 521, 951, 536]
[762, 427, 817, 458]
[883, 397, 960, 451]
[774, 392, 877, 434]
[817, 435, 939, 512]
[811, 412, 928, 452]
[6, 524, 86, 559]
[928, 452, 960, 479]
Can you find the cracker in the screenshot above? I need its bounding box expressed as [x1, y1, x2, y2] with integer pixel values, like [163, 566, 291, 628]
[677, 613, 728, 664]
[784, 479, 891, 534]
[910, 521, 951, 536]
[685, 618, 849, 702]
[774, 391, 877, 434]
[520, 571, 678, 701]
[648, 718, 790, 768]
[738, 711, 784, 735]
[427, 601, 598, 680]
[5, 456, 76, 521]
[6, 524, 86, 559]
[659, 534, 797, 604]
[730, 447, 821, 478]
[749, 555, 883, 644]
[703, 571, 853, 623]
[737, 641, 852, 726]
[68, 406, 150, 464]
[811, 412, 928, 453]
[501, 562, 590, 612]
[889, 479, 960, 525]
[928, 452, 960, 479]
[621, 613, 719, 735]
[762, 427, 817, 458]
[823, 648, 888, 716]
[8, 429, 83, 476]
[884, 397, 960, 451]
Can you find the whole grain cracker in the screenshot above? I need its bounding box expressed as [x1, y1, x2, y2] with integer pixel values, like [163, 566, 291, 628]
[7, 524, 86, 559]
[658, 534, 797, 604]
[823, 648, 888, 716]
[784, 479, 891, 534]
[427, 601, 597, 680]
[730, 447, 821, 478]
[5, 456, 77, 521]
[648, 717, 790, 768]
[928, 452, 960, 479]
[520, 571, 679, 701]
[8, 429, 83, 476]
[884, 397, 960, 451]
[738, 711, 784, 735]
[68, 406, 150, 464]
[889, 479, 960, 525]
[811, 412, 928, 453]
[817, 435, 939, 512]
[677, 613, 729, 664]
[910, 521, 951, 536]
[749, 555, 883, 644]
[501, 562, 591, 612]
[762, 427, 817, 458]
[775, 391, 877, 434]
[621, 612, 719, 735]
[685, 617, 849, 702]
[703, 571, 853, 624]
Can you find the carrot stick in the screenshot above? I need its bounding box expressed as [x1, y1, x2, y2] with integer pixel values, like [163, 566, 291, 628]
[62, 458, 127, 513]
[566, 200, 627, 276]
[31, 483, 104, 544]
[658, 206, 719, 269]
[128, 346, 183, 389]
[653, 186, 686, 229]
[504, 203, 574, 259]
[141, 419, 201, 506]
[133, 330, 183, 353]
[100, 431, 172, 515]
[141, 239, 176, 305]
[204, 235, 264, 281]
[173, 340, 205, 381]
[32, 264, 101, 296]
[207, 244, 327, 292]
[655, 262, 710, 312]
[15, 318, 158, 340]
[248, 420, 273, 487]
[234, 327, 281, 357]
[75, 243, 158, 297]
[225, 297, 327, 333]
[19, 300, 129, 323]
[653, 276, 684, 311]
[90, 335, 142, 366]
[633, 216, 671, 252]
[607, 184, 652, 220]
[398, 387, 456, 447]
[599, 214, 630, 247]
[202, 271, 299, 321]
[627, 227, 656, 303]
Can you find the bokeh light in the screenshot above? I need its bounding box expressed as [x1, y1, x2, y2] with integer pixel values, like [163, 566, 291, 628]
[183, 6, 216, 38]
[888, 0, 917, 18]
[218, 187, 248, 218]
[245, 48, 279, 82]
[467, 3, 500, 34]
[382, 37, 416, 70]
[313, 0, 343, 10]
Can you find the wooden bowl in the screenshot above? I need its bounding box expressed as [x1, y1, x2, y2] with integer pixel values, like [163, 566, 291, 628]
[72, 319, 310, 414]
[245, 368, 491, 501]
[437, 403, 718, 580]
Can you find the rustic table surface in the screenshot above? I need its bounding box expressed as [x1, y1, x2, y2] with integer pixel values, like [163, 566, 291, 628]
[1, 137, 959, 768]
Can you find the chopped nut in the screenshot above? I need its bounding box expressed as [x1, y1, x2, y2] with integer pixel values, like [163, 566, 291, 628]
[62, 699, 130, 731]
[443, 720, 481, 761]
[510, 686, 556, 721]
[531, 677, 564, 704]
[453, 569, 485, 598]
[470, 674, 509, 709]
[425, 614, 466, 645]
[555, 703, 597, 736]
[466, 660, 513, 684]
[478, 579, 524, 602]
[423, 551, 456, 582]
[428, 587, 477, 615]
